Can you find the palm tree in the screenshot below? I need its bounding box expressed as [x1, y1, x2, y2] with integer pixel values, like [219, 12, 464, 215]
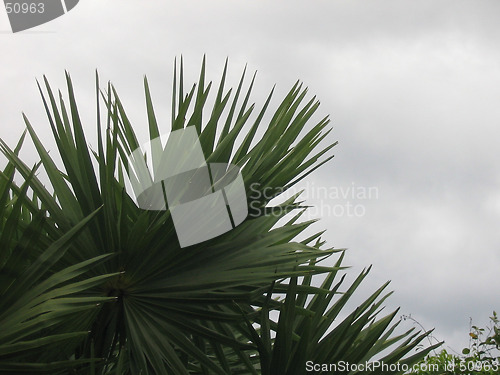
[0, 57, 440, 374]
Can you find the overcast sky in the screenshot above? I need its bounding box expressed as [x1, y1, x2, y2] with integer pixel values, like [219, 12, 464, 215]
[2, 0, 500, 355]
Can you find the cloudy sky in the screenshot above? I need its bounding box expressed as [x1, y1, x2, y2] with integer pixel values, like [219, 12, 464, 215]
[2, 0, 500, 354]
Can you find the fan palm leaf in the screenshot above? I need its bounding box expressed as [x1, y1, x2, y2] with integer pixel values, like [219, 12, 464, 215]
[0, 57, 438, 374]
[0, 145, 118, 373]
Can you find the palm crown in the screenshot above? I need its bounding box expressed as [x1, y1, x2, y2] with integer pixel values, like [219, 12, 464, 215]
[0, 58, 440, 374]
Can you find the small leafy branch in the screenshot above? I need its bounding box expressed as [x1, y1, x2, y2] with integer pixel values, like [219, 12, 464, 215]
[406, 312, 500, 375]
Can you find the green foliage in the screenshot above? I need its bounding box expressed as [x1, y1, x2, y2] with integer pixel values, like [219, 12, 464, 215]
[0, 57, 437, 374]
[407, 313, 500, 375]
[0, 137, 118, 373]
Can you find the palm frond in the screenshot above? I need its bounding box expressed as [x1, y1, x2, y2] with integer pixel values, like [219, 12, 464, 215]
[0, 57, 438, 374]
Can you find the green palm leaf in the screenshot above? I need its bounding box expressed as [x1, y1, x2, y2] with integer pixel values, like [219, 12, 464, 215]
[0, 162, 117, 373]
[240, 251, 441, 375]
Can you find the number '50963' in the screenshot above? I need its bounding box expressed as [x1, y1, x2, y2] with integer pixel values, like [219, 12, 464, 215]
[460, 362, 499, 372]
[5, 3, 45, 14]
